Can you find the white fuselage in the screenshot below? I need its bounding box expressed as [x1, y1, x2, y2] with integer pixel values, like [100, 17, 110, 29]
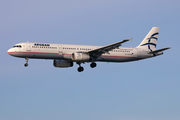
[7, 42, 154, 62]
[7, 27, 169, 72]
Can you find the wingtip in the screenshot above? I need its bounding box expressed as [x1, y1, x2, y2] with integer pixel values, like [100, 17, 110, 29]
[165, 47, 171, 50]
[129, 38, 132, 41]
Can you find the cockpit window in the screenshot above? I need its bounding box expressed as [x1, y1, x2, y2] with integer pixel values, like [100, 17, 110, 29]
[13, 45, 22, 48]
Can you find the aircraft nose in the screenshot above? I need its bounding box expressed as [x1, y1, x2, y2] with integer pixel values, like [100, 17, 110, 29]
[7, 48, 13, 55]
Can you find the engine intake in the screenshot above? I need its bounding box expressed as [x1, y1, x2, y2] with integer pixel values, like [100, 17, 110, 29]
[72, 53, 90, 61]
[53, 60, 73, 68]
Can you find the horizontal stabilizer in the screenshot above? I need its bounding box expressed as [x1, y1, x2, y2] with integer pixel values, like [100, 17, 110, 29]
[148, 47, 170, 54]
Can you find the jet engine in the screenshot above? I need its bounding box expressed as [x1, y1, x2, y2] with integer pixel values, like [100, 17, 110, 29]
[71, 53, 90, 61]
[53, 60, 73, 68]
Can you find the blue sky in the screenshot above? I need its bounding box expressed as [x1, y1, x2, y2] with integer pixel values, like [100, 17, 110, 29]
[0, 0, 180, 120]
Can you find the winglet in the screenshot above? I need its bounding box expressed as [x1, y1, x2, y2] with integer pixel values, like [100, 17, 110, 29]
[129, 38, 132, 41]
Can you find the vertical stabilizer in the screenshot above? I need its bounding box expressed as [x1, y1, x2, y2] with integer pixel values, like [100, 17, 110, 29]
[136, 27, 159, 51]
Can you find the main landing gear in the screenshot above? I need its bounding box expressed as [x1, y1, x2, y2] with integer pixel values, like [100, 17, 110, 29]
[77, 62, 97, 72]
[77, 62, 84, 72]
[24, 58, 28, 67]
[90, 62, 97, 68]
[78, 66, 84, 72]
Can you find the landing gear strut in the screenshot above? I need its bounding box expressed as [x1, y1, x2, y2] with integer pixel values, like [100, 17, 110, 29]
[77, 62, 84, 72]
[90, 62, 97, 68]
[24, 58, 28, 67]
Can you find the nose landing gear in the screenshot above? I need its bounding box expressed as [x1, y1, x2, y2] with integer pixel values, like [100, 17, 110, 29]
[24, 58, 28, 67]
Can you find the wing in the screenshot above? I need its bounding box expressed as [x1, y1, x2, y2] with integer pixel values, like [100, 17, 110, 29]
[87, 38, 132, 58]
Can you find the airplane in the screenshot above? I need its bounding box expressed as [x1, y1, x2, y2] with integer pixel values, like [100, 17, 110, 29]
[7, 27, 170, 72]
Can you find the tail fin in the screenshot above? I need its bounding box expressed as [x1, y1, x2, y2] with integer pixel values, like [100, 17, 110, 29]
[136, 27, 159, 51]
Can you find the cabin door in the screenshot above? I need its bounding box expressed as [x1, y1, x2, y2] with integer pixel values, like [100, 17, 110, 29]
[26, 42, 31, 51]
[58, 44, 63, 55]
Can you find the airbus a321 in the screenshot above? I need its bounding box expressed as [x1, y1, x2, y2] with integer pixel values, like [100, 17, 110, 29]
[7, 27, 170, 72]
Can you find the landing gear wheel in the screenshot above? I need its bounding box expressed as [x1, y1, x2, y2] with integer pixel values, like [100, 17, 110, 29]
[90, 62, 97, 68]
[24, 58, 29, 67]
[24, 63, 28, 67]
[78, 67, 84, 72]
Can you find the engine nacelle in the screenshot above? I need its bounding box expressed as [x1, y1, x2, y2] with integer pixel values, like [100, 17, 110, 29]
[53, 60, 73, 68]
[71, 53, 90, 61]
